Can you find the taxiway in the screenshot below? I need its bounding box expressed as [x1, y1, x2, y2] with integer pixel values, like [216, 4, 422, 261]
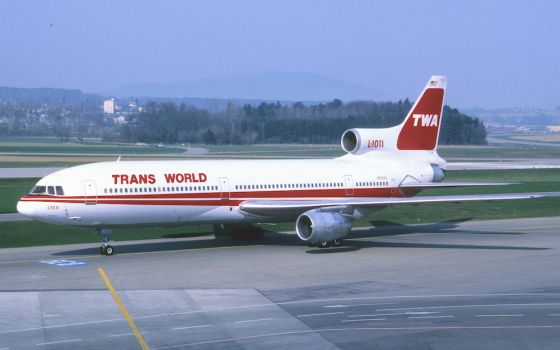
[0, 216, 559, 349]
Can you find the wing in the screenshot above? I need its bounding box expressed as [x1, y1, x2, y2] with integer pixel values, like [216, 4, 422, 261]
[240, 192, 554, 217]
[398, 182, 515, 189]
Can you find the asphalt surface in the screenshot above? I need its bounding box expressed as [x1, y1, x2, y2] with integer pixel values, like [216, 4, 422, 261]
[1, 216, 560, 349]
[0, 167, 62, 178]
[488, 136, 560, 148]
[0, 213, 29, 222]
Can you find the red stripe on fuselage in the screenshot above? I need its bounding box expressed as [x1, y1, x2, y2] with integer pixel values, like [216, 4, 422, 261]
[19, 187, 401, 205]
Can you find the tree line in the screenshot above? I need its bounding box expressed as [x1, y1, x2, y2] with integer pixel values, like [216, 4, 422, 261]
[118, 99, 487, 145]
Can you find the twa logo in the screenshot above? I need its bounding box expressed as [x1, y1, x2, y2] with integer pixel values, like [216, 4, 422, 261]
[412, 114, 439, 127]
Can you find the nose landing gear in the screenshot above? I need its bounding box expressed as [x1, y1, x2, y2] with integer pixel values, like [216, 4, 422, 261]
[96, 228, 114, 255]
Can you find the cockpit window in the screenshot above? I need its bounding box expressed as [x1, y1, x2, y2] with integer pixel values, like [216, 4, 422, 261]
[29, 185, 64, 196]
[30, 186, 47, 195]
[55, 186, 64, 195]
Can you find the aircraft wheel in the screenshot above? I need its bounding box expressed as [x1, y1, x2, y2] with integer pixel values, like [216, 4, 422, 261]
[104, 245, 114, 256]
[318, 241, 329, 248]
[333, 239, 343, 246]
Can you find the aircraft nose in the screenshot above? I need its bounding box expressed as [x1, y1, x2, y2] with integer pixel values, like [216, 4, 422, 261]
[17, 200, 34, 218]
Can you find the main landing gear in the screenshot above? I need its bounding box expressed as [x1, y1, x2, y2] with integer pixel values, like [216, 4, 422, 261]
[317, 239, 343, 248]
[96, 228, 114, 255]
[213, 224, 265, 241]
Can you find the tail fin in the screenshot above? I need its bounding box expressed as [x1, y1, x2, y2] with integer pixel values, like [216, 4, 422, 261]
[397, 75, 446, 150]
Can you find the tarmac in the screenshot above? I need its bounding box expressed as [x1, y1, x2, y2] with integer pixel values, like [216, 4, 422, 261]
[1, 216, 560, 349]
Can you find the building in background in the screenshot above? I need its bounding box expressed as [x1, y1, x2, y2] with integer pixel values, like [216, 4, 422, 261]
[103, 98, 115, 114]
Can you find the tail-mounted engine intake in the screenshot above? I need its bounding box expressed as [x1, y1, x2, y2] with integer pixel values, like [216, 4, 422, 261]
[431, 164, 446, 182]
[341, 127, 399, 155]
[296, 209, 352, 243]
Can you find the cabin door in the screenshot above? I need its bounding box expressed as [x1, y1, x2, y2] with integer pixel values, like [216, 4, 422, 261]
[83, 180, 97, 205]
[344, 175, 354, 196]
[219, 177, 230, 200]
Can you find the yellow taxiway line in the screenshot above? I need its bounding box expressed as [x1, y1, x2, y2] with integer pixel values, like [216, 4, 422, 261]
[98, 267, 149, 350]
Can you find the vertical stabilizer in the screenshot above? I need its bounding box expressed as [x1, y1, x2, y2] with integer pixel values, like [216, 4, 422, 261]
[397, 76, 446, 150]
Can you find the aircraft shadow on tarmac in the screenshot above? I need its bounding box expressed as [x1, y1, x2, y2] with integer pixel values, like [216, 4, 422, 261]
[52, 218, 546, 256]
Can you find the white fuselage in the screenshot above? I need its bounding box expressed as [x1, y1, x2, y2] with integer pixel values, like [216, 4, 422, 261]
[17, 151, 442, 228]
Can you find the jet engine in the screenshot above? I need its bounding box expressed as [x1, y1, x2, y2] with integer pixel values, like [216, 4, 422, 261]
[341, 128, 398, 155]
[296, 209, 352, 244]
[431, 164, 446, 182]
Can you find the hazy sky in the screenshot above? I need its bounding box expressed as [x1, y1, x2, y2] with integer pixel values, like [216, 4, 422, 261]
[1, 0, 558, 108]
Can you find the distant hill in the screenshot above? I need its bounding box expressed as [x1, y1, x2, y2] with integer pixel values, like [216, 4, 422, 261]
[0, 87, 99, 106]
[103, 72, 389, 102]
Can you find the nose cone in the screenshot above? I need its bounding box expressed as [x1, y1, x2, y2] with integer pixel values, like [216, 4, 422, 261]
[17, 200, 34, 218]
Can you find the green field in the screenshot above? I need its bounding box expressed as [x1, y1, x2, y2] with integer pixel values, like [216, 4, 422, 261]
[0, 169, 558, 248]
[0, 136, 184, 154]
[438, 145, 560, 159]
[0, 178, 37, 213]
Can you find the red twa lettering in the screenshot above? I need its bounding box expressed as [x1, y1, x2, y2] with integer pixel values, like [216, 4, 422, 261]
[164, 173, 175, 183]
[139, 174, 147, 183]
[111, 174, 156, 184]
[163, 172, 208, 183]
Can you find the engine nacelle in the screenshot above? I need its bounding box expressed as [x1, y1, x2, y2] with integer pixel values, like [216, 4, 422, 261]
[341, 127, 399, 155]
[431, 164, 446, 182]
[296, 210, 352, 243]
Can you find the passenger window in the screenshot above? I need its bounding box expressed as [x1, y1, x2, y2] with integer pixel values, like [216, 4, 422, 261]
[56, 186, 64, 195]
[47, 186, 55, 195]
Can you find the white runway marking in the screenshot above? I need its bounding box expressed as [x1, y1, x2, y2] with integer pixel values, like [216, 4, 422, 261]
[377, 303, 560, 312]
[341, 318, 387, 323]
[235, 318, 274, 324]
[0, 318, 125, 335]
[107, 333, 134, 338]
[409, 315, 454, 319]
[349, 311, 440, 317]
[324, 302, 398, 308]
[476, 314, 524, 317]
[173, 324, 212, 330]
[36, 338, 82, 346]
[297, 312, 344, 318]
[548, 314, 560, 316]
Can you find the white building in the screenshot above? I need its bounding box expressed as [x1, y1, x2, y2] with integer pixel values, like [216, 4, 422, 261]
[103, 98, 115, 114]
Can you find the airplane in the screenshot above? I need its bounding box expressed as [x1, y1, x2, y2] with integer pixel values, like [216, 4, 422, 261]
[16, 76, 549, 255]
